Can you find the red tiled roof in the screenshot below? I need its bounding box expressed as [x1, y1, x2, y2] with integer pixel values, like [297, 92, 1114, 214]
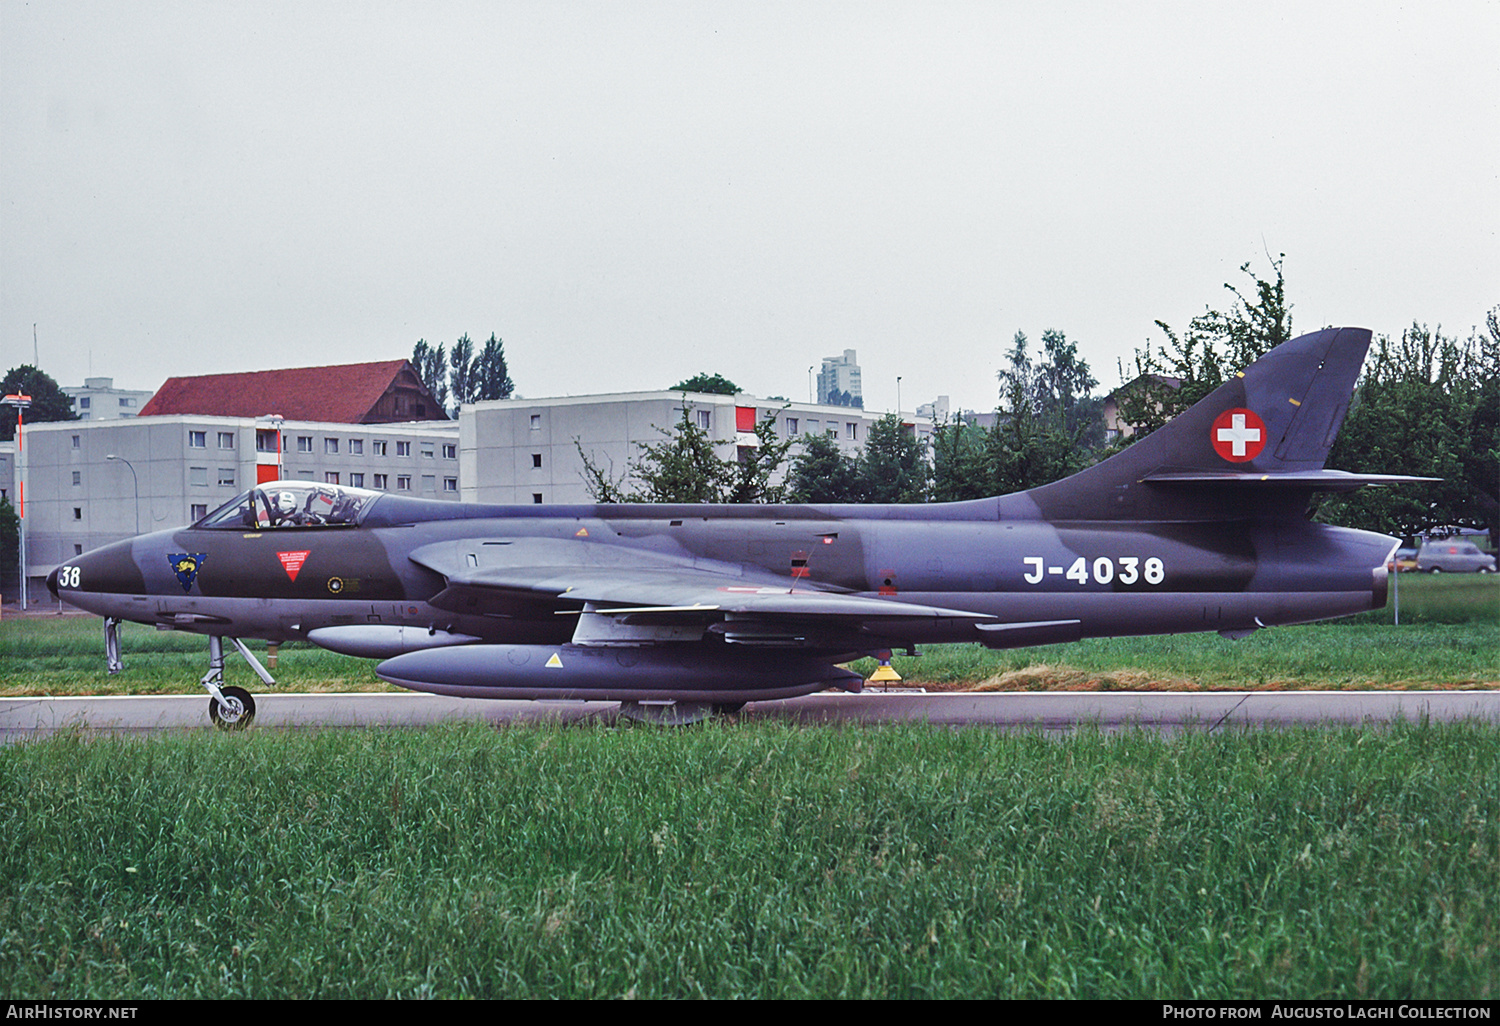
[138, 360, 449, 423]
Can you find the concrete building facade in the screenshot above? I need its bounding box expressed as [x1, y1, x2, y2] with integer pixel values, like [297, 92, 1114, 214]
[63, 377, 155, 421]
[462, 391, 931, 505]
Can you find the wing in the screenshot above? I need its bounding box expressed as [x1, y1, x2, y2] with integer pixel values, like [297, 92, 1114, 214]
[408, 537, 996, 648]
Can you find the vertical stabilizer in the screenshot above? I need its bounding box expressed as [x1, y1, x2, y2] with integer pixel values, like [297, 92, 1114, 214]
[1017, 327, 1373, 521]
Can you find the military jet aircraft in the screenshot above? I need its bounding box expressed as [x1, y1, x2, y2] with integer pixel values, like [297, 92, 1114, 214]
[50, 326, 1424, 727]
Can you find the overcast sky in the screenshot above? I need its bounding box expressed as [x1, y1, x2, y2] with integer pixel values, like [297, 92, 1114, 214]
[2, 1, 1496, 416]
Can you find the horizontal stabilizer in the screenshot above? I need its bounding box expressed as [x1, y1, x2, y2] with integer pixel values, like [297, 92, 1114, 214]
[1142, 470, 1440, 493]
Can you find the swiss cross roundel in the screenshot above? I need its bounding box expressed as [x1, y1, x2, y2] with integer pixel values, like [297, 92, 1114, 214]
[1211, 408, 1267, 463]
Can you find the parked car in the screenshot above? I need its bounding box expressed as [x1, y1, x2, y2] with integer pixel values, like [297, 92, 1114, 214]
[1387, 547, 1418, 572]
[1416, 539, 1497, 573]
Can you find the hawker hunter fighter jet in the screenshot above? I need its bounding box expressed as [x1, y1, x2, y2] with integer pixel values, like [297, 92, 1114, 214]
[51, 326, 1422, 727]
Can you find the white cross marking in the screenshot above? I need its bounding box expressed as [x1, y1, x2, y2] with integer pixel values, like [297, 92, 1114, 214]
[1217, 413, 1261, 456]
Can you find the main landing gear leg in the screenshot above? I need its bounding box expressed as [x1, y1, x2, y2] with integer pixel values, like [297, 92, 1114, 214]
[201, 636, 277, 731]
[104, 617, 123, 675]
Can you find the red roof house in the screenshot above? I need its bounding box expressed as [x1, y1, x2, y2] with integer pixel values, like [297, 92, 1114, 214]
[137, 360, 450, 424]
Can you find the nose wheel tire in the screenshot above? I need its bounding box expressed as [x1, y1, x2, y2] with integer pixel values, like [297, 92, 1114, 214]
[209, 686, 256, 730]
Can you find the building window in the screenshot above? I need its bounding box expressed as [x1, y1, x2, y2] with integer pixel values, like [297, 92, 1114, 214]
[530, 414, 541, 430]
[218, 468, 235, 487]
[297, 436, 313, 453]
[697, 410, 712, 430]
[444, 477, 457, 492]
[373, 473, 387, 489]
[120, 398, 135, 408]
[72, 471, 81, 486]
[397, 475, 411, 490]
[256, 430, 280, 453]
[531, 453, 542, 468]
[532, 493, 543, 504]
[218, 432, 235, 449]
[786, 417, 799, 436]
[846, 423, 857, 440]
[79, 397, 91, 409]
[396, 441, 411, 457]
[73, 507, 82, 520]
[443, 443, 456, 459]
[349, 439, 363, 455]
[190, 466, 208, 486]
[189, 431, 206, 448]
[421, 444, 434, 459]
[806, 419, 819, 434]
[71, 435, 80, 448]
[324, 438, 339, 454]
[190, 504, 207, 520]
[74, 544, 83, 556]
[827, 425, 838, 437]
[372, 441, 387, 456]
[349, 473, 364, 487]
[325, 472, 340, 485]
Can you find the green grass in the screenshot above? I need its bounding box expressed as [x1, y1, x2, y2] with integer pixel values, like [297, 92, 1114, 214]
[3, 574, 1494, 694]
[1, 722, 1495, 998]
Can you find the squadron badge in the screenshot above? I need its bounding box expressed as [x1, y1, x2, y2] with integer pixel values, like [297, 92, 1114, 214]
[168, 553, 206, 593]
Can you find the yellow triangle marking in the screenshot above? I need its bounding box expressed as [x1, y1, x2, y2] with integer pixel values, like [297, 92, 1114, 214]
[575, 527, 589, 537]
[869, 663, 903, 682]
[545, 653, 563, 668]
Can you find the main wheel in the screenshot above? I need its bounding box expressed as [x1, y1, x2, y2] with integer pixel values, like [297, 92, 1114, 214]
[209, 686, 256, 730]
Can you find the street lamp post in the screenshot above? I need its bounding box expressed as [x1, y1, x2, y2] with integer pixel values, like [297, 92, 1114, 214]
[896, 376, 902, 418]
[106, 455, 140, 535]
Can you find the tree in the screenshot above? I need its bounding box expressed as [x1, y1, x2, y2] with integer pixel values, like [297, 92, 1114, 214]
[1114, 255, 1291, 439]
[857, 414, 929, 503]
[411, 340, 448, 413]
[475, 333, 515, 401]
[578, 403, 793, 504]
[670, 373, 741, 395]
[724, 411, 796, 504]
[448, 333, 475, 413]
[0, 496, 17, 600]
[1034, 329, 1103, 451]
[0, 365, 76, 441]
[1320, 318, 1497, 545]
[930, 417, 990, 502]
[786, 433, 863, 503]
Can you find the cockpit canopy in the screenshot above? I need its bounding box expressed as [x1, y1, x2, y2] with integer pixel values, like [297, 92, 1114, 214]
[197, 482, 382, 530]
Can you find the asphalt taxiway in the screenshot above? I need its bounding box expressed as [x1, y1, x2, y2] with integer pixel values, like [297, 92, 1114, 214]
[2, 690, 1498, 740]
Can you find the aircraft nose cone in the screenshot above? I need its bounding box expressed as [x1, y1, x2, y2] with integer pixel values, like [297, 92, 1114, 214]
[46, 566, 60, 599]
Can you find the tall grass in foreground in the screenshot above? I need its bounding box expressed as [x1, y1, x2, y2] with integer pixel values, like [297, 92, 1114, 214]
[2, 723, 1495, 998]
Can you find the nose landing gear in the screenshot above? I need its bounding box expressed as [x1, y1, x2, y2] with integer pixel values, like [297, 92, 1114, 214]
[200, 636, 276, 731]
[209, 686, 257, 730]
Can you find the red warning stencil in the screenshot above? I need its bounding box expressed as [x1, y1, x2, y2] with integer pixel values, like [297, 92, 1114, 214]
[278, 550, 310, 581]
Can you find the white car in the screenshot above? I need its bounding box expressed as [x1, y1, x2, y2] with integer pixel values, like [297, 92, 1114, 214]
[1416, 539, 1497, 573]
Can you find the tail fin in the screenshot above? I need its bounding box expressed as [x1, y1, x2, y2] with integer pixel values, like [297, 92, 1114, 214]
[1017, 326, 1394, 521]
